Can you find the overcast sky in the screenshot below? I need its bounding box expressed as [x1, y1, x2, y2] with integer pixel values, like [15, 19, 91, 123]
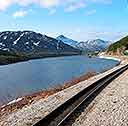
[0, 0, 127, 41]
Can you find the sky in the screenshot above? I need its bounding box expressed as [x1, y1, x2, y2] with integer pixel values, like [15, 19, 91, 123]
[0, 0, 127, 41]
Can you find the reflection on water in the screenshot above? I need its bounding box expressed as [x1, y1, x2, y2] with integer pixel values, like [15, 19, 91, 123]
[0, 55, 119, 105]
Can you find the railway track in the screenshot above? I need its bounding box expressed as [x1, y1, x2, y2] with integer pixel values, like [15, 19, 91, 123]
[33, 64, 128, 126]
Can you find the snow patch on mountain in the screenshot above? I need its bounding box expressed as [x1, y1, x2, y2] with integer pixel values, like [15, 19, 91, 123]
[33, 41, 40, 46]
[76, 39, 111, 51]
[13, 33, 24, 45]
[3, 36, 7, 40]
[56, 35, 111, 52]
[56, 35, 78, 48]
[0, 31, 80, 55]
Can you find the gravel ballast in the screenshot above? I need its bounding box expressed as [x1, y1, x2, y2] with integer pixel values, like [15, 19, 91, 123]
[72, 65, 128, 126]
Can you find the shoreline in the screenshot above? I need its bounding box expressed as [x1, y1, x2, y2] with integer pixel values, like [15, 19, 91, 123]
[0, 71, 96, 116]
[98, 55, 121, 62]
[98, 52, 121, 62]
[0, 55, 120, 107]
[0, 53, 81, 66]
[0, 54, 121, 120]
[98, 52, 128, 65]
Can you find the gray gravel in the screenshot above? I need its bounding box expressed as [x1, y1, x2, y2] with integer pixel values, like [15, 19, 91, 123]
[72, 66, 128, 126]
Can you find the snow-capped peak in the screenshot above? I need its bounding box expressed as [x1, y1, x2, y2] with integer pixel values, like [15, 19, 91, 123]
[56, 35, 78, 48]
[56, 35, 111, 52]
[76, 39, 111, 51]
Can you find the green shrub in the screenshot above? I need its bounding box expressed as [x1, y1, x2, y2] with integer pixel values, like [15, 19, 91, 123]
[108, 35, 128, 52]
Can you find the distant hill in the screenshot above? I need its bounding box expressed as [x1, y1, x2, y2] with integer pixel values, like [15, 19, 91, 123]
[107, 35, 128, 55]
[0, 31, 81, 64]
[57, 35, 111, 52]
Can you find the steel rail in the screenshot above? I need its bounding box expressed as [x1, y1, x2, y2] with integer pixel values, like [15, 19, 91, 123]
[33, 64, 128, 126]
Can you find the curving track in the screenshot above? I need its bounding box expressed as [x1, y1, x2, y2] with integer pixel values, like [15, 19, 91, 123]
[33, 64, 128, 126]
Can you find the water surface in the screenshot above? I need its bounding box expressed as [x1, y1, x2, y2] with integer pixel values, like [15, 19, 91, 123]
[0, 55, 119, 105]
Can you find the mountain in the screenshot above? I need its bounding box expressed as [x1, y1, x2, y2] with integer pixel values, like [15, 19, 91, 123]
[76, 39, 111, 52]
[56, 35, 111, 52]
[56, 35, 78, 48]
[107, 35, 128, 55]
[0, 31, 80, 55]
[0, 31, 81, 64]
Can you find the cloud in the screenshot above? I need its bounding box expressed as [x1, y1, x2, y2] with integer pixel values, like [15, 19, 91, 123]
[85, 9, 96, 16]
[88, 0, 112, 4]
[0, 0, 13, 11]
[48, 9, 56, 15]
[65, 1, 86, 12]
[0, 0, 60, 11]
[15, 0, 35, 6]
[0, 0, 112, 12]
[13, 10, 28, 18]
[38, 0, 60, 8]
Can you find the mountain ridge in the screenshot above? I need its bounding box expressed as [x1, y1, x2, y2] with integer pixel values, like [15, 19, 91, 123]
[56, 35, 111, 52]
[56, 35, 78, 48]
[0, 31, 81, 64]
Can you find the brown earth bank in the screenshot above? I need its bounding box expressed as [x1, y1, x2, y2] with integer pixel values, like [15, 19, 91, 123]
[106, 47, 125, 56]
[0, 71, 96, 119]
